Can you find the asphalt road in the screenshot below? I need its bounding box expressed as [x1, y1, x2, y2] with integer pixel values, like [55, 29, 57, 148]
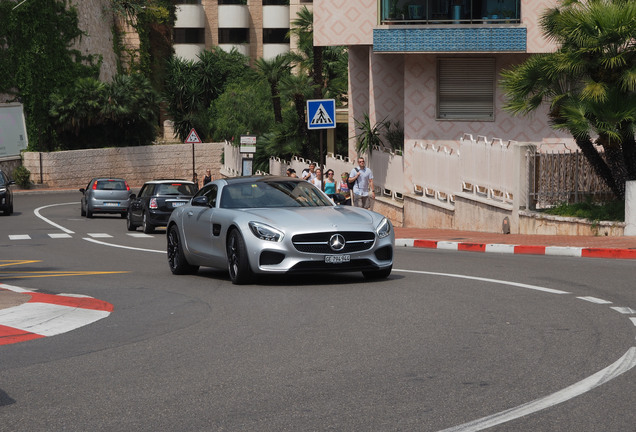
[1, 191, 635, 431]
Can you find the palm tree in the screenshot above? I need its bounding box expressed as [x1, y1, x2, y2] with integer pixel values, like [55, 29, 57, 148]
[501, 0, 636, 199]
[290, 6, 323, 99]
[255, 54, 292, 124]
[280, 73, 316, 159]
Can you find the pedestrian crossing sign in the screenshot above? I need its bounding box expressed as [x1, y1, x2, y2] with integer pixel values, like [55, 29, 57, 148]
[307, 99, 336, 130]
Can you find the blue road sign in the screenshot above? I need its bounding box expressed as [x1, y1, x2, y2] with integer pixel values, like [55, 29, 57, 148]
[307, 99, 336, 130]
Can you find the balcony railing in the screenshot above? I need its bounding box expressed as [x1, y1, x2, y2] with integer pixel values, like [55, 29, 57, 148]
[379, 0, 520, 25]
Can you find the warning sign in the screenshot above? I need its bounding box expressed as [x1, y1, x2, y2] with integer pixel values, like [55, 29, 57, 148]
[185, 128, 202, 144]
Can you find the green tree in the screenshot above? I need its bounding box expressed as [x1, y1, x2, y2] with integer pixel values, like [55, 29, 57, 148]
[49, 74, 159, 149]
[280, 73, 316, 159]
[289, 6, 323, 100]
[501, 0, 636, 199]
[209, 78, 275, 143]
[255, 54, 292, 124]
[0, 0, 100, 151]
[163, 48, 252, 141]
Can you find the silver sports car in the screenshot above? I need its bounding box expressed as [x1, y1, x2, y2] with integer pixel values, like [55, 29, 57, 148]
[167, 176, 394, 284]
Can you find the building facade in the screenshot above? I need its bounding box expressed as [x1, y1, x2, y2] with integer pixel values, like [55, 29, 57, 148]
[174, 0, 314, 63]
[313, 0, 573, 162]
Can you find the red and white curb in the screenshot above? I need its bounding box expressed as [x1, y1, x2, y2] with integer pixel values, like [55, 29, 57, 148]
[396, 239, 636, 260]
[0, 283, 113, 346]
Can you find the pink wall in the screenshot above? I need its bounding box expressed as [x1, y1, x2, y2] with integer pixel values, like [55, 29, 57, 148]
[314, 0, 376, 47]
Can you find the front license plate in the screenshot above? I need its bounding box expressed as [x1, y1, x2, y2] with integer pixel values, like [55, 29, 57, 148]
[172, 202, 186, 208]
[325, 255, 350, 264]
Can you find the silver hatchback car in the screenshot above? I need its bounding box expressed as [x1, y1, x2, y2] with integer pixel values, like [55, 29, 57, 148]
[80, 178, 131, 218]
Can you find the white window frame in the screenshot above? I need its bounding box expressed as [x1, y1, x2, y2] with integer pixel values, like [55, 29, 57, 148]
[437, 57, 495, 121]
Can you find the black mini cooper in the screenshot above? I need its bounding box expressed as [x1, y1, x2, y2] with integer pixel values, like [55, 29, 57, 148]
[127, 180, 197, 233]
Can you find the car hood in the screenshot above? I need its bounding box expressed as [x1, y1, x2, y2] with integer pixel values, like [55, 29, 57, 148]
[239, 206, 382, 232]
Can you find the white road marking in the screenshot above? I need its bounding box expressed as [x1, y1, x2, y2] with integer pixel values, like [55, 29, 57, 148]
[577, 296, 612, 304]
[49, 233, 72, 239]
[34, 202, 76, 234]
[0, 302, 110, 337]
[393, 269, 635, 431]
[83, 237, 165, 254]
[87, 233, 113, 238]
[9, 235, 31, 240]
[127, 233, 154, 238]
[610, 307, 636, 315]
[437, 348, 636, 432]
[394, 269, 570, 294]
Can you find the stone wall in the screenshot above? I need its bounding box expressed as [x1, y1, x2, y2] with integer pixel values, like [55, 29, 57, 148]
[22, 143, 224, 189]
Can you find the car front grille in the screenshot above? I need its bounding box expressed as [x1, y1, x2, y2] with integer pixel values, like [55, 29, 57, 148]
[292, 231, 375, 254]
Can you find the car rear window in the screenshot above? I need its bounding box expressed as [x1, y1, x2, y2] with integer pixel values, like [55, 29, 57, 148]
[155, 183, 196, 195]
[96, 180, 127, 190]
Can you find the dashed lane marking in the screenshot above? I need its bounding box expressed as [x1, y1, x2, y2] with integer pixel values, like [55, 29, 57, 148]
[87, 233, 113, 238]
[8, 235, 30, 240]
[49, 233, 72, 239]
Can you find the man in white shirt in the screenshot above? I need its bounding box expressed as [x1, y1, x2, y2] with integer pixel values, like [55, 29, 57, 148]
[302, 163, 316, 182]
[349, 157, 375, 209]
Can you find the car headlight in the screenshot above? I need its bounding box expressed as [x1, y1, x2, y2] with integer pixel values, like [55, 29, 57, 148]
[249, 221, 284, 242]
[0, 187, 6, 193]
[376, 217, 391, 239]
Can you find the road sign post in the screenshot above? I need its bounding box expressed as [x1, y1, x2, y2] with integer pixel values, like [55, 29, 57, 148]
[306, 99, 336, 189]
[185, 128, 202, 179]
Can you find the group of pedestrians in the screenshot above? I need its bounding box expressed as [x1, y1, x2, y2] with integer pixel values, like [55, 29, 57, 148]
[290, 157, 374, 209]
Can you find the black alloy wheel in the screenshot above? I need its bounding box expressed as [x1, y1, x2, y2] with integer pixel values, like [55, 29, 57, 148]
[167, 225, 198, 275]
[226, 229, 253, 285]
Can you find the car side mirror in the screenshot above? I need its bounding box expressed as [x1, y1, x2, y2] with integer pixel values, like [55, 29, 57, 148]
[191, 196, 209, 207]
[8, 180, 15, 186]
[79, 188, 85, 193]
[129, 193, 137, 199]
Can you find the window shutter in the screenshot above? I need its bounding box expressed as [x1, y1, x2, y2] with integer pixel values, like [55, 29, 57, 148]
[438, 58, 495, 120]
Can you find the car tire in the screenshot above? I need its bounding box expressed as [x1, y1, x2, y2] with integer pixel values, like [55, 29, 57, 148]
[227, 229, 253, 285]
[81, 204, 86, 217]
[9, 202, 13, 215]
[86, 208, 93, 218]
[167, 225, 198, 275]
[362, 266, 392, 280]
[120, 212, 127, 219]
[142, 212, 154, 234]
[126, 211, 137, 231]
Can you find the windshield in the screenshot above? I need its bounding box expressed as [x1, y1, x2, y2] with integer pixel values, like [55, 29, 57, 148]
[220, 180, 333, 209]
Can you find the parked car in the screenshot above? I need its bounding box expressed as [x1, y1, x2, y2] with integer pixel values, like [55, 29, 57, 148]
[166, 176, 394, 284]
[79, 178, 131, 218]
[127, 180, 197, 233]
[0, 169, 15, 216]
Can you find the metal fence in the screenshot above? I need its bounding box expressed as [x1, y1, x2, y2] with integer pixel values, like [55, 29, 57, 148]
[528, 148, 615, 209]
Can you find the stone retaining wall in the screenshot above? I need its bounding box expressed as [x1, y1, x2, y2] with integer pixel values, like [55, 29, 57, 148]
[22, 143, 224, 189]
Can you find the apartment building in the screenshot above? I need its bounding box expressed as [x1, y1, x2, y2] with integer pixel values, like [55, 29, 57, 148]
[174, 0, 314, 63]
[313, 0, 573, 163]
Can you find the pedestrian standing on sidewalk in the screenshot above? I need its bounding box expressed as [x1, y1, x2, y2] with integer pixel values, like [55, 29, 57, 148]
[349, 157, 374, 209]
[203, 169, 213, 185]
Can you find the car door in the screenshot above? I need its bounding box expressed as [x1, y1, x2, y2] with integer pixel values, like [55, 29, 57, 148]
[183, 184, 222, 263]
[131, 183, 151, 222]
